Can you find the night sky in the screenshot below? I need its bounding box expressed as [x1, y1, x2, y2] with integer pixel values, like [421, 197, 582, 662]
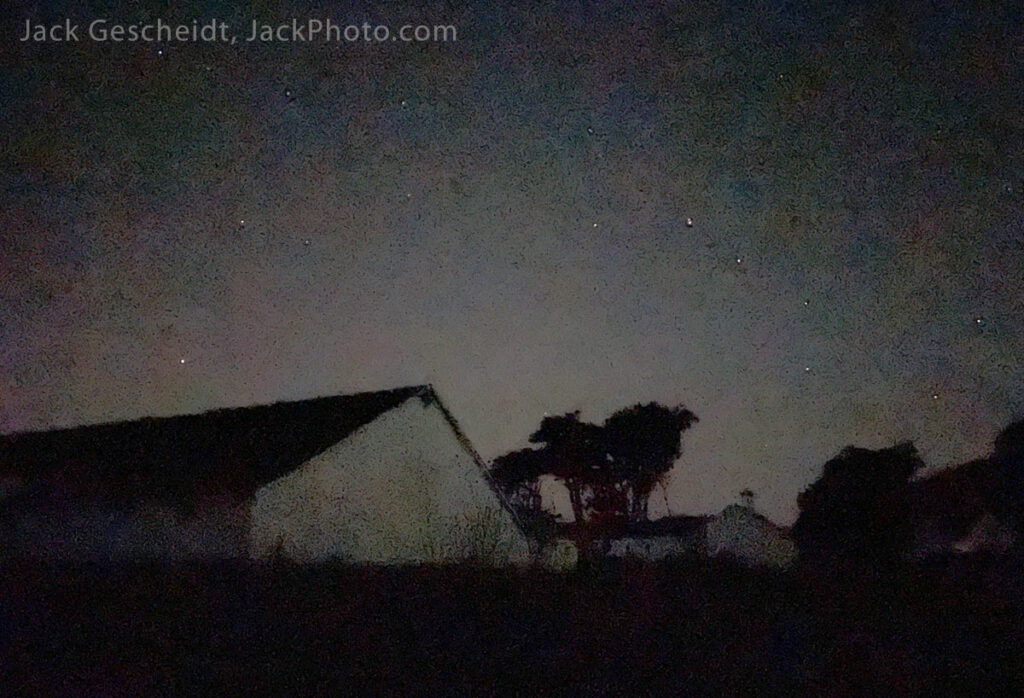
[2, 0, 1022, 523]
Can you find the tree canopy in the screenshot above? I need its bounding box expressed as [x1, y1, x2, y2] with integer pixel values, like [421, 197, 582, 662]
[491, 403, 698, 526]
[987, 418, 1024, 534]
[793, 441, 924, 564]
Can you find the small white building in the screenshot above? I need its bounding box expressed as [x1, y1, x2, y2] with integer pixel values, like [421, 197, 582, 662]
[606, 535, 695, 561]
[952, 513, 1016, 555]
[547, 515, 708, 565]
[0, 385, 530, 566]
[703, 504, 797, 568]
[909, 459, 1017, 559]
[604, 517, 708, 561]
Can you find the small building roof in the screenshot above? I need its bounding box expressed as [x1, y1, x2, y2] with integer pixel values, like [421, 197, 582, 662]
[712, 503, 786, 529]
[554, 514, 710, 540]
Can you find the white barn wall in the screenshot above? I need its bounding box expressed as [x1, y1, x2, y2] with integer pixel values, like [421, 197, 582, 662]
[249, 397, 530, 565]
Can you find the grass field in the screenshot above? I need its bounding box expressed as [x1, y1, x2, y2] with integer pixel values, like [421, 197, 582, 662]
[2, 555, 1022, 696]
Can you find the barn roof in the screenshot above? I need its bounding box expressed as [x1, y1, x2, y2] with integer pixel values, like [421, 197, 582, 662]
[0, 385, 432, 503]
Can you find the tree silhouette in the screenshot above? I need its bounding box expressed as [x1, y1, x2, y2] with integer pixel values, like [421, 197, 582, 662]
[491, 448, 548, 507]
[602, 403, 698, 521]
[492, 403, 698, 527]
[528, 412, 604, 523]
[988, 418, 1024, 539]
[793, 442, 924, 565]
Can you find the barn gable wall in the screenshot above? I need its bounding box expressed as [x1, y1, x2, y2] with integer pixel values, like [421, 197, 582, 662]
[249, 397, 530, 565]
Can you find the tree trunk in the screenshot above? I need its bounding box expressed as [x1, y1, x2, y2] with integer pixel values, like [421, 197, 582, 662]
[566, 479, 585, 523]
[629, 484, 642, 522]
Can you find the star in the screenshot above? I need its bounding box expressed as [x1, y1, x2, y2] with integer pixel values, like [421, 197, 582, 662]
[974, 317, 985, 326]
[736, 256, 744, 264]
[592, 223, 598, 228]
[179, 358, 187, 365]
[686, 218, 693, 227]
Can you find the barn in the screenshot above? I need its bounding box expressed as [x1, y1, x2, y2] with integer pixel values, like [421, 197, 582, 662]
[0, 385, 531, 565]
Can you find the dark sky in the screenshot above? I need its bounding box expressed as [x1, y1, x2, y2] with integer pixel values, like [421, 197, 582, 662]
[2, 0, 1022, 523]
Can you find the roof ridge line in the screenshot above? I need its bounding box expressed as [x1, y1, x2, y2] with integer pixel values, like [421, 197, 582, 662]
[0, 384, 432, 438]
[423, 385, 529, 536]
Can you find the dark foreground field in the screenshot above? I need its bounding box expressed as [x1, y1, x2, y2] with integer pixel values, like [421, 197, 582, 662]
[2, 555, 1023, 696]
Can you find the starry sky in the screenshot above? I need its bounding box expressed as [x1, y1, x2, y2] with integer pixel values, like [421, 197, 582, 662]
[2, 0, 1022, 524]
